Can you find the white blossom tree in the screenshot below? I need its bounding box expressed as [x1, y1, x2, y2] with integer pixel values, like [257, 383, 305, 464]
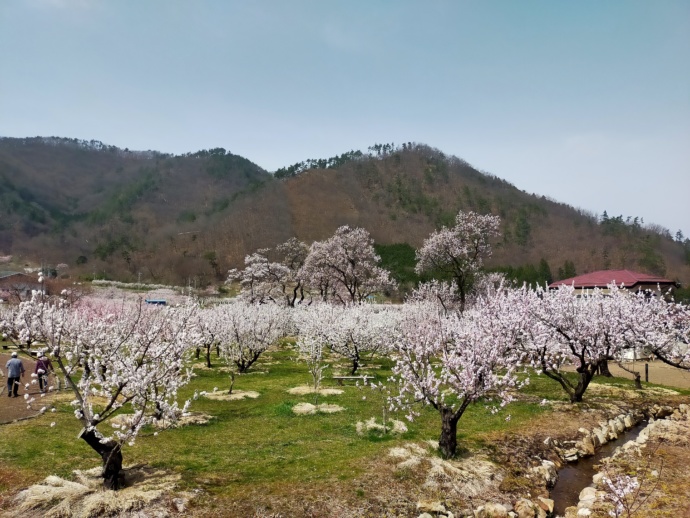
[415, 210, 501, 312]
[0, 294, 44, 350]
[227, 249, 291, 304]
[275, 237, 311, 306]
[189, 302, 224, 368]
[617, 290, 690, 369]
[502, 282, 690, 402]
[326, 304, 398, 374]
[16, 294, 197, 489]
[217, 301, 290, 376]
[391, 288, 527, 458]
[294, 304, 336, 402]
[299, 226, 396, 304]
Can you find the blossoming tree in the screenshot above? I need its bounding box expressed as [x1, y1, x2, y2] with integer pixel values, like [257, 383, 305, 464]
[310, 304, 398, 375]
[618, 290, 690, 369]
[415, 210, 501, 312]
[15, 294, 197, 489]
[227, 238, 309, 306]
[189, 302, 225, 368]
[522, 284, 637, 403]
[216, 301, 290, 375]
[391, 287, 527, 458]
[294, 304, 337, 401]
[299, 226, 396, 304]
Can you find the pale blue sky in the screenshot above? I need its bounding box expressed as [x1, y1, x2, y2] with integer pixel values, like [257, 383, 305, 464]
[1, 0, 689, 236]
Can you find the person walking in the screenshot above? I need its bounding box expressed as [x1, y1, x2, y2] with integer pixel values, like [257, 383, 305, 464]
[34, 352, 54, 393]
[5, 352, 25, 397]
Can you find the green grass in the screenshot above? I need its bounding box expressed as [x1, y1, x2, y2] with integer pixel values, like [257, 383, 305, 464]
[2, 345, 676, 501]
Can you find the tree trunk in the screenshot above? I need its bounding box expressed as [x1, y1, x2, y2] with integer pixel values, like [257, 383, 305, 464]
[598, 360, 613, 377]
[615, 361, 642, 390]
[228, 371, 235, 395]
[439, 407, 459, 459]
[350, 358, 359, 375]
[195, 347, 200, 360]
[79, 428, 123, 490]
[633, 373, 642, 390]
[571, 368, 596, 403]
[205, 345, 212, 368]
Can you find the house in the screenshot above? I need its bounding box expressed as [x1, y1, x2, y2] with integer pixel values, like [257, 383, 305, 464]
[548, 269, 678, 294]
[0, 272, 43, 302]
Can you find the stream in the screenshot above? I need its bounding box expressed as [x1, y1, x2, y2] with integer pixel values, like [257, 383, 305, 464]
[550, 420, 647, 517]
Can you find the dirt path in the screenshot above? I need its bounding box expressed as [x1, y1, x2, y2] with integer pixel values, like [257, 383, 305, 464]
[606, 360, 690, 389]
[562, 360, 690, 390]
[609, 360, 690, 389]
[1, 352, 59, 424]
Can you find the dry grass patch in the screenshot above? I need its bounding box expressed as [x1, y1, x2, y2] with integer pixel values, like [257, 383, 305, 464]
[286, 386, 343, 396]
[387, 442, 504, 500]
[109, 412, 214, 430]
[355, 417, 408, 436]
[7, 465, 191, 518]
[291, 403, 345, 415]
[202, 390, 260, 401]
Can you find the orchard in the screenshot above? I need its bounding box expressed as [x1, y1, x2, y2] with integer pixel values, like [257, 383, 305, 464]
[1, 211, 689, 517]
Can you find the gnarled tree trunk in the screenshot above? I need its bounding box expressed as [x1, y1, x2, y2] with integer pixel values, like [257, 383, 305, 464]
[79, 428, 123, 490]
[439, 407, 460, 459]
[571, 365, 597, 403]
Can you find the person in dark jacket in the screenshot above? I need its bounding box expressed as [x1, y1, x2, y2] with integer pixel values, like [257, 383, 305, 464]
[5, 352, 25, 397]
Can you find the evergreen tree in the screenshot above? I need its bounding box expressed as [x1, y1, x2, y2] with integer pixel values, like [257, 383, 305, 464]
[557, 260, 577, 280]
[538, 258, 553, 285]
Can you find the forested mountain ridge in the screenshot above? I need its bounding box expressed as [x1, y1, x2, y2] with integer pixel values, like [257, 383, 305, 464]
[1, 136, 688, 287]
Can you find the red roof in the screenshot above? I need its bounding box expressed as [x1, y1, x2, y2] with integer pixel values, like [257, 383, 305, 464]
[549, 269, 677, 289]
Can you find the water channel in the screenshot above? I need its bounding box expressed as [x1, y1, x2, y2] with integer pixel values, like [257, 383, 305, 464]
[550, 421, 647, 517]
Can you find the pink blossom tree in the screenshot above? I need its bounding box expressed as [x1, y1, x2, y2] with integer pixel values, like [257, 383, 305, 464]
[299, 226, 396, 304]
[415, 210, 501, 312]
[523, 284, 629, 403]
[391, 288, 527, 458]
[227, 238, 309, 307]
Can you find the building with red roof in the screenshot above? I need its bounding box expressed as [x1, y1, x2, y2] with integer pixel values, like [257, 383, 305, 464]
[549, 269, 678, 292]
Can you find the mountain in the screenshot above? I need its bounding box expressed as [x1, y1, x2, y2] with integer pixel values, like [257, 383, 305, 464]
[1, 137, 688, 287]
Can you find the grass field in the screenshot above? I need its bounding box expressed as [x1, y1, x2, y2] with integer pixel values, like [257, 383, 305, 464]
[1, 340, 688, 516]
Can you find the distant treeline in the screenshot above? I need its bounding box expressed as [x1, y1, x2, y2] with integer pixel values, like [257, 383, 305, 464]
[274, 142, 428, 179]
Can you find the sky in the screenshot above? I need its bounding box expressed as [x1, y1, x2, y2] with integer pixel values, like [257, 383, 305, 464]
[1, 0, 689, 237]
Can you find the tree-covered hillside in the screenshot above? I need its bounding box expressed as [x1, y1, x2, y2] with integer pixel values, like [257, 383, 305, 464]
[1, 137, 688, 287]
